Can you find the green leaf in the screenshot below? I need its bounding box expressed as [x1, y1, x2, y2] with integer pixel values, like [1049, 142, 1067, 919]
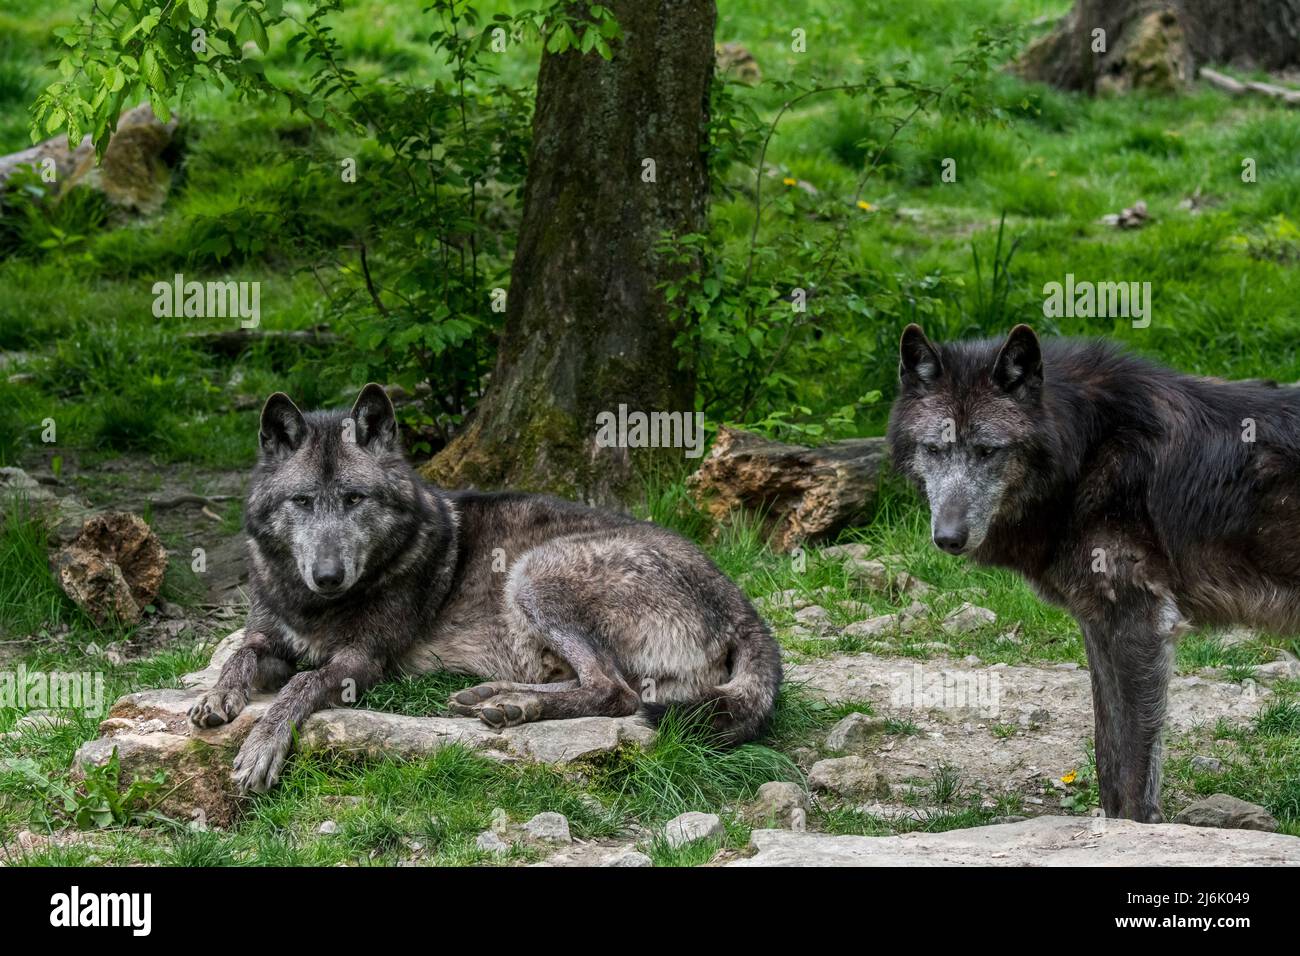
[188, 0, 209, 18]
[140, 48, 165, 90]
[249, 13, 269, 53]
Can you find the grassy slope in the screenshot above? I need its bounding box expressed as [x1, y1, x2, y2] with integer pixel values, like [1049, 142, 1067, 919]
[1, 0, 1298, 860]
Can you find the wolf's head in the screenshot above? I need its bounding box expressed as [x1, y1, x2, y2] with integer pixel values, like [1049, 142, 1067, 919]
[887, 324, 1049, 556]
[246, 383, 434, 598]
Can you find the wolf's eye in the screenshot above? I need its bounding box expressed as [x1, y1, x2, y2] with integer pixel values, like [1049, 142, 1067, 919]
[344, 492, 365, 506]
[973, 445, 998, 459]
[291, 495, 312, 508]
[923, 443, 946, 455]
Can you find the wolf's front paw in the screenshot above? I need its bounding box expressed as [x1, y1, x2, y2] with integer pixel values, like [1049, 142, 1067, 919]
[231, 726, 292, 793]
[188, 688, 248, 729]
[474, 692, 542, 729]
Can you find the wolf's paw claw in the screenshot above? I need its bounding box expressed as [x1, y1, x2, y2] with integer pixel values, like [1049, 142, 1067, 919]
[231, 727, 291, 793]
[188, 689, 248, 729]
[475, 693, 542, 729]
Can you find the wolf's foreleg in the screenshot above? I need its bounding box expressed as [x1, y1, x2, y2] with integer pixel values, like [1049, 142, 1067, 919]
[1081, 612, 1175, 823]
[188, 630, 296, 729]
[232, 648, 384, 792]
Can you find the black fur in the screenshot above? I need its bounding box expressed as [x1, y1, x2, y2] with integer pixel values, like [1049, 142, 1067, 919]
[890, 325, 1300, 822]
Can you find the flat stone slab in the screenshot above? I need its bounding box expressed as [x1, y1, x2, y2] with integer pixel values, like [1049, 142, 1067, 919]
[728, 816, 1300, 867]
[74, 630, 654, 826]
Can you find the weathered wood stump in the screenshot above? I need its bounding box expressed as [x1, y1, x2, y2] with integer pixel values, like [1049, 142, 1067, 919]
[688, 427, 889, 553]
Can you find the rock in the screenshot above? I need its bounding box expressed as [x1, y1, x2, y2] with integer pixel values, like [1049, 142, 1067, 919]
[0, 468, 95, 544]
[821, 543, 871, 562]
[15, 710, 72, 732]
[603, 849, 653, 867]
[317, 821, 338, 835]
[914, 641, 952, 653]
[808, 756, 888, 798]
[844, 558, 891, 591]
[793, 605, 832, 634]
[729, 816, 1300, 866]
[51, 512, 168, 626]
[942, 603, 997, 635]
[1217, 627, 1257, 648]
[475, 830, 511, 855]
[687, 427, 889, 552]
[522, 812, 572, 845]
[73, 730, 240, 828]
[824, 712, 883, 751]
[894, 571, 932, 597]
[498, 714, 655, 763]
[1190, 756, 1223, 774]
[748, 781, 810, 825]
[1256, 659, 1300, 680]
[1100, 199, 1150, 230]
[490, 807, 511, 835]
[1172, 794, 1278, 832]
[0, 103, 180, 216]
[71, 630, 658, 826]
[715, 42, 761, 84]
[1018, 707, 1051, 729]
[842, 614, 910, 639]
[663, 811, 725, 850]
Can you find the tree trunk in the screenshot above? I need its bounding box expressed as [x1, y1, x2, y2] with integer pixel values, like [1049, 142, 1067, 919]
[1016, 0, 1300, 93]
[420, 0, 715, 504]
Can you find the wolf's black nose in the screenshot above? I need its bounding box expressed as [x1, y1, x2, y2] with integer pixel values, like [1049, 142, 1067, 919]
[933, 527, 968, 554]
[312, 559, 345, 590]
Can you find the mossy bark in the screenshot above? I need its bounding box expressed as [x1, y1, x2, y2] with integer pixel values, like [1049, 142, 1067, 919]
[421, 0, 716, 504]
[1015, 0, 1300, 93]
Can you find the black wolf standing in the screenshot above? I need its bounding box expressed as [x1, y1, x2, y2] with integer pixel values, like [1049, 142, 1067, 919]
[190, 384, 782, 792]
[889, 323, 1300, 822]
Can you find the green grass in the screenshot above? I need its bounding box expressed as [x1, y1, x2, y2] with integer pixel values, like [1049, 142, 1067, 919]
[1164, 695, 1300, 835]
[0, 497, 90, 639]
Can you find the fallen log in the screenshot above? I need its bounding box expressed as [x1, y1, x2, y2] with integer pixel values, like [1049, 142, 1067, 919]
[1200, 67, 1300, 106]
[688, 427, 889, 553]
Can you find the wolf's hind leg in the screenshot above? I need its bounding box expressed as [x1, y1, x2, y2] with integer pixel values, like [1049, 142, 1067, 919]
[189, 630, 295, 729]
[471, 675, 640, 729]
[447, 679, 577, 715]
[457, 635, 639, 728]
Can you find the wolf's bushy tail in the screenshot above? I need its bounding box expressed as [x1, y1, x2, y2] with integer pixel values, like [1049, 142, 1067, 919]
[643, 619, 783, 745]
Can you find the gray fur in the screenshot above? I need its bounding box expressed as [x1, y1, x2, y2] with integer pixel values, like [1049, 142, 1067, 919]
[190, 384, 782, 792]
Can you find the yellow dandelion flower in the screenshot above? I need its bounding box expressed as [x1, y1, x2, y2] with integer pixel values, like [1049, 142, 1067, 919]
[1061, 770, 1078, 784]
[857, 200, 874, 211]
[782, 177, 797, 186]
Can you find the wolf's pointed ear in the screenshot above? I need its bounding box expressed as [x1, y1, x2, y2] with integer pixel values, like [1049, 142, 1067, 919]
[349, 383, 398, 451]
[899, 324, 943, 389]
[259, 393, 306, 458]
[992, 324, 1043, 398]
